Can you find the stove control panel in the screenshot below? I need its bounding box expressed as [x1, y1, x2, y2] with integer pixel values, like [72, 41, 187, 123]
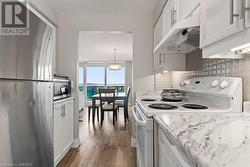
[179, 77, 242, 96]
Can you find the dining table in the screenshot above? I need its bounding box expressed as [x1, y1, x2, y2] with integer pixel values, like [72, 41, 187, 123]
[91, 92, 128, 123]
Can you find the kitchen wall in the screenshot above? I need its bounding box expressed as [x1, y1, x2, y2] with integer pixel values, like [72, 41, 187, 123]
[155, 56, 250, 101]
[28, 0, 58, 25]
[155, 72, 172, 90]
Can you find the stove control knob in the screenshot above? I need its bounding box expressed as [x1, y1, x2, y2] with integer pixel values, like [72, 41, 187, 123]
[211, 80, 220, 87]
[180, 81, 186, 87]
[220, 80, 230, 89]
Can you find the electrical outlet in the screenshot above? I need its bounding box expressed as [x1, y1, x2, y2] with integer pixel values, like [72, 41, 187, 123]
[243, 101, 250, 113]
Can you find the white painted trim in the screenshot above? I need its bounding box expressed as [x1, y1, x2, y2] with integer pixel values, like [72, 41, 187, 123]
[72, 138, 81, 148]
[25, 2, 56, 29]
[54, 141, 73, 167]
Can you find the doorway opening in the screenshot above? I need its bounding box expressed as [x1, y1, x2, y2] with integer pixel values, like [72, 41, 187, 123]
[78, 31, 133, 124]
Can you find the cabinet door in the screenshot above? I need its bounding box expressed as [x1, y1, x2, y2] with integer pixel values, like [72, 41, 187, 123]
[178, 0, 200, 20]
[154, 14, 164, 48]
[63, 100, 74, 151]
[163, 0, 177, 35]
[201, 0, 245, 48]
[159, 146, 174, 167]
[245, 0, 250, 27]
[54, 104, 63, 165]
[158, 128, 192, 167]
[154, 53, 165, 71]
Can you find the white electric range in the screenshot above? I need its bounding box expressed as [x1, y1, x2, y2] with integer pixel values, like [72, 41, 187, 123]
[132, 77, 243, 167]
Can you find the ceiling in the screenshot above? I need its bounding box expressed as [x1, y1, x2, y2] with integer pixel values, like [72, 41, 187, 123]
[47, 0, 158, 15]
[79, 31, 133, 62]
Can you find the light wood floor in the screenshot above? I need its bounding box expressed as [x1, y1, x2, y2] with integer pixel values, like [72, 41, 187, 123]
[57, 107, 136, 167]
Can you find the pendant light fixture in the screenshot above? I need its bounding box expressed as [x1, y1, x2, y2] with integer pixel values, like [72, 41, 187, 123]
[108, 49, 122, 70]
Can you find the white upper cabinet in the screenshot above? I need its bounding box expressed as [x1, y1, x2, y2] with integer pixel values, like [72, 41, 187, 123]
[154, 0, 177, 48]
[244, 0, 250, 27]
[178, 0, 200, 20]
[154, 14, 164, 48]
[154, 53, 165, 71]
[153, 0, 200, 52]
[163, 0, 177, 35]
[200, 0, 245, 48]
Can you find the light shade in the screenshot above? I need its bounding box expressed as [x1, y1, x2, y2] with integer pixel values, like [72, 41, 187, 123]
[108, 64, 122, 70]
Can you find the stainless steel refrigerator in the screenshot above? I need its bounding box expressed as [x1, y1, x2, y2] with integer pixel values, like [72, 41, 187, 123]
[0, 7, 55, 167]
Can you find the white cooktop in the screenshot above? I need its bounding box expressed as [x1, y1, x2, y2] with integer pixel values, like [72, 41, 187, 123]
[136, 96, 231, 118]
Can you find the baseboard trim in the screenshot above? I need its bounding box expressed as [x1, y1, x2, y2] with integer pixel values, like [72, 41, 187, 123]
[72, 138, 81, 148]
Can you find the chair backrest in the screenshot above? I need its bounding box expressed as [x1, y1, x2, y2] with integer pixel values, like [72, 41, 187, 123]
[106, 86, 118, 94]
[99, 88, 116, 110]
[127, 87, 131, 101]
[125, 87, 131, 105]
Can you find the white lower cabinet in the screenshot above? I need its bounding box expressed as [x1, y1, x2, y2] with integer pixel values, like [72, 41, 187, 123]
[54, 98, 74, 166]
[157, 127, 192, 167]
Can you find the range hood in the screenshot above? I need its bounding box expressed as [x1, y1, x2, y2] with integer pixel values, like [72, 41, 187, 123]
[154, 9, 200, 54]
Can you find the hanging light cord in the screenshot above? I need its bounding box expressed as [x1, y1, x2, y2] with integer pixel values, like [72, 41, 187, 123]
[114, 49, 117, 64]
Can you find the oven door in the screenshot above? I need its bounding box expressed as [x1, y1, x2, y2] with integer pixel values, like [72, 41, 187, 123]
[132, 105, 153, 167]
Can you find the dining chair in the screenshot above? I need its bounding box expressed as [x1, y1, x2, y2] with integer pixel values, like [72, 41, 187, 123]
[106, 86, 119, 94]
[87, 101, 100, 122]
[116, 87, 131, 123]
[99, 89, 118, 125]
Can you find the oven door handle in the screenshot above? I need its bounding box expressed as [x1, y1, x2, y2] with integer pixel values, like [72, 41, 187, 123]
[132, 106, 147, 126]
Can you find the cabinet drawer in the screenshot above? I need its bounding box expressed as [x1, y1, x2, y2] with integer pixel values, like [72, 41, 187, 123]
[158, 128, 192, 167]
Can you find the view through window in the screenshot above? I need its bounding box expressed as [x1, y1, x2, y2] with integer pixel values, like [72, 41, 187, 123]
[86, 66, 105, 100]
[106, 67, 125, 93]
[79, 66, 126, 100]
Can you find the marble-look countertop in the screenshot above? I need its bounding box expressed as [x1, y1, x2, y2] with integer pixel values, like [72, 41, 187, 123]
[155, 113, 250, 167]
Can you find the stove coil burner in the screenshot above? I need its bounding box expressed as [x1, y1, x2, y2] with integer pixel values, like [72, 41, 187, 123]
[161, 98, 183, 102]
[141, 98, 156, 102]
[182, 104, 208, 109]
[148, 103, 178, 110]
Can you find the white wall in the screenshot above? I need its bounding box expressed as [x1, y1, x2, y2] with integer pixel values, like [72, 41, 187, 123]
[28, 0, 58, 25]
[56, 13, 155, 141]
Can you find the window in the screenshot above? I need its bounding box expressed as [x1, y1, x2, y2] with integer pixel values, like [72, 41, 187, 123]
[85, 65, 126, 100]
[79, 67, 84, 92]
[106, 67, 125, 92]
[86, 66, 105, 100]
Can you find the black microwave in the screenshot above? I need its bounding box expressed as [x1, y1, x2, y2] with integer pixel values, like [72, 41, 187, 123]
[53, 74, 71, 101]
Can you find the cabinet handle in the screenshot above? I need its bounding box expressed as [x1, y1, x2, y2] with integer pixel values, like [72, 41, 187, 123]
[171, 8, 177, 27]
[60, 105, 66, 118]
[170, 9, 173, 27]
[64, 105, 66, 117]
[242, 0, 250, 18]
[230, 0, 240, 24]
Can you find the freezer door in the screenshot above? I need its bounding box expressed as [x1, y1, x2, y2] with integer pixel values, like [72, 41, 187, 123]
[0, 80, 53, 167]
[0, 9, 55, 81]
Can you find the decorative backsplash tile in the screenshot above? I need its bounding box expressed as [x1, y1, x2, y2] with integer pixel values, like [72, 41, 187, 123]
[155, 56, 250, 100]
